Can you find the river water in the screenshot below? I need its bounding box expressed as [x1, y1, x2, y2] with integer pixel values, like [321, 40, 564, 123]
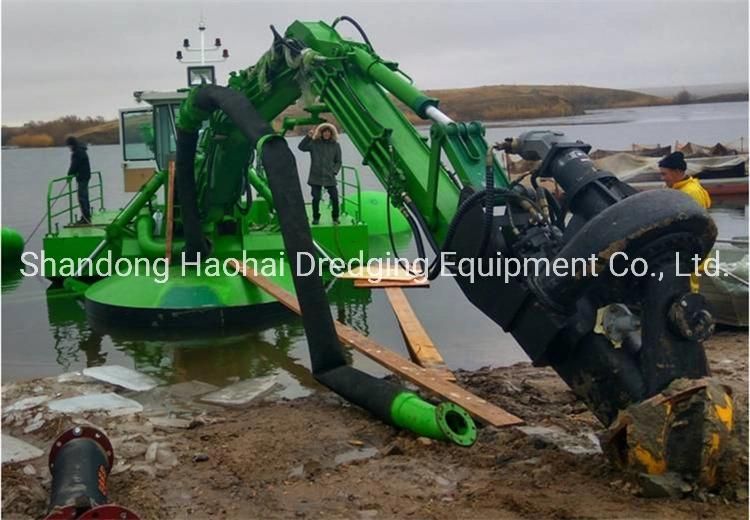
[2, 101, 747, 387]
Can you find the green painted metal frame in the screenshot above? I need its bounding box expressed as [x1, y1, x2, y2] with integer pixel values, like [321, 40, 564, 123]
[46, 172, 104, 234]
[339, 166, 362, 222]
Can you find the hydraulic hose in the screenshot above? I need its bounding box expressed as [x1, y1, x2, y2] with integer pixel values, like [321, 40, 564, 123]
[426, 187, 536, 280]
[176, 85, 476, 446]
[478, 148, 495, 258]
[332, 15, 374, 49]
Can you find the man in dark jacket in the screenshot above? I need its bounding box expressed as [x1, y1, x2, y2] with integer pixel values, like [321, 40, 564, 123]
[66, 136, 92, 224]
[298, 123, 342, 224]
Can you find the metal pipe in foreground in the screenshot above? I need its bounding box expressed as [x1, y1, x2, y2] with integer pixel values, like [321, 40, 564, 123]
[45, 425, 140, 520]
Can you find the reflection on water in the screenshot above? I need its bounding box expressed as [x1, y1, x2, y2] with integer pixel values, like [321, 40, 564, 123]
[2, 102, 747, 383]
[38, 275, 379, 390]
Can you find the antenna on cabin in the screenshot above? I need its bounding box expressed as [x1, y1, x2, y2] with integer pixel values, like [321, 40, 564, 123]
[176, 18, 229, 87]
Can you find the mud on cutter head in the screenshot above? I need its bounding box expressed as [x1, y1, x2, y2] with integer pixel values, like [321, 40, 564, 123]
[601, 378, 735, 491]
[45, 425, 140, 520]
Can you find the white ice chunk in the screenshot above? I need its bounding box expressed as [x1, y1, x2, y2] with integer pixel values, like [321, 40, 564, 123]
[2, 435, 44, 464]
[3, 395, 51, 415]
[200, 376, 279, 407]
[82, 366, 159, 392]
[47, 393, 143, 416]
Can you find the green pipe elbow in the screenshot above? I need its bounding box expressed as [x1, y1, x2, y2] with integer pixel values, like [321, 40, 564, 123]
[390, 392, 477, 447]
[135, 214, 184, 259]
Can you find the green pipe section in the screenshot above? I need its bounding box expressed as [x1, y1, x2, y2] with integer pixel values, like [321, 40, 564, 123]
[350, 47, 437, 119]
[247, 167, 274, 209]
[62, 277, 89, 296]
[391, 392, 477, 446]
[135, 213, 184, 259]
[108, 170, 167, 238]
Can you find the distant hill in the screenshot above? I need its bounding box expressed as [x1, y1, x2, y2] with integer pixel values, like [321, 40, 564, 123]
[695, 92, 748, 103]
[1, 115, 117, 148]
[635, 82, 748, 98]
[407, 84, 667, 123]
[1, 84, 669, 147]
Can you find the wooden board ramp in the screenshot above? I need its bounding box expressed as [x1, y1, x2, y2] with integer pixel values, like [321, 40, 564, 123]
[230, 260, 523, 428]
[383, 287, 454, 381]
[164, 160, 176, 265]
[353, 278, 429, 288]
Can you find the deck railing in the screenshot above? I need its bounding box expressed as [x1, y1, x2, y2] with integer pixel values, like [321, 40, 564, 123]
[46, 172, 104, 234]
[339, 165, 362, 222]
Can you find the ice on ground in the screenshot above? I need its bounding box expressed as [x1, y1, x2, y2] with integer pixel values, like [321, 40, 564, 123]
[2, 395, 51, 415]
[47, 393, 143, 416]
[200, 376, 279, 407]
[2, 435, 43, 464]
[82, 365, 160, 392]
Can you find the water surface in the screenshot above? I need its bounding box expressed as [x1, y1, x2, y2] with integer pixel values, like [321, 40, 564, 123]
[2, 102, 747, 387]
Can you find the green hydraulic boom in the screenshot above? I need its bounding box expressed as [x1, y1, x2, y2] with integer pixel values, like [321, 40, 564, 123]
[173, 18, 730, 486]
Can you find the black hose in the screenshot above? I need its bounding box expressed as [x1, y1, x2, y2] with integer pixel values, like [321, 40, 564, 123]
[176, 85, 422, 424]
[426, 187, 511, 279]
[544, 188, 565, 230]
[478, 160, 495, 258]
[386, 191, 424, 277]
[332, 16, 374, 49]
[175, 128, 209, 260]
[405, 200, 440, 256]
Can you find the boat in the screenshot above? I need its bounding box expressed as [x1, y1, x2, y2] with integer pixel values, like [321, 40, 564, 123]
[37, 23, 411, 328]
[589, 143, 671, 160]
[592, 152, 748, 197]
[700, 239, 749, 327]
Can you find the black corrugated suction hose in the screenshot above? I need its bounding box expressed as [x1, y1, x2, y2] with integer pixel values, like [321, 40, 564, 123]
[174, 85, 477, 445]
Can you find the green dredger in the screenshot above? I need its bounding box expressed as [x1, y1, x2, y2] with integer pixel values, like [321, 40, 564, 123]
[30, 18, 733, 484]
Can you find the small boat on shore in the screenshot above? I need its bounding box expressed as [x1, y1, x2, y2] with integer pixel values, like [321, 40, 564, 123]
[700, 239, 749, 327]
[593, 152, 748, 197]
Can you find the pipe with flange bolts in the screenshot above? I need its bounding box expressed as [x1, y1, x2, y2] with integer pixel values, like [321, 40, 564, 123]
[44, 425, 140, 520]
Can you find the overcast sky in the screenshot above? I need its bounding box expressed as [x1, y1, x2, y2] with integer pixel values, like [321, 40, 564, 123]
[1, 0, 748, 124]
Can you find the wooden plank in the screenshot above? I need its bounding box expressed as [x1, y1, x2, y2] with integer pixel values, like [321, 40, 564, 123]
[384, 287, 454, 381]
[230, 260, 523, 428]
[165, 161, 176, 264]
[337, 264, 419, 282]
[353, 278, 429, 288]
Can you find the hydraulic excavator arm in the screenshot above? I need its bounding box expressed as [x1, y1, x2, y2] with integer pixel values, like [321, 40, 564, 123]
[176, 18, 733, 486]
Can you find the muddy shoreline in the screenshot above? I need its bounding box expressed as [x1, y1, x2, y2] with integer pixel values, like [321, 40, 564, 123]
[2, 329, 747, 519]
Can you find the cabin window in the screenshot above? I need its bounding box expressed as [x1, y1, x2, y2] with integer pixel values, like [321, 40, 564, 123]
[121, 109, 155, 161]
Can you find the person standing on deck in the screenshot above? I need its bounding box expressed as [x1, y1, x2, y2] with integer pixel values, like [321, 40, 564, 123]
[658, 151, 712, 292]
[65, 136, 92, 225]
[298, 123, 342, 225]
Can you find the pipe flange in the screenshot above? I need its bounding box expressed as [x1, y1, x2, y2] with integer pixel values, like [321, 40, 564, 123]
[79, 505, 141, 520]
[435, 402, 477, 447]
[668, 293, 715, 342]
[48, 426, 114, 473]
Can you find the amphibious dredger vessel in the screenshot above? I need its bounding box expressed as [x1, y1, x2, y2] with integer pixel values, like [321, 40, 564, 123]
[41, 17, 733, 486]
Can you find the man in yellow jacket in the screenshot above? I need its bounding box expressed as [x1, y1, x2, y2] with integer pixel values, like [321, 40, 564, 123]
[658, 151, 712, 291]
[658, 151, 711, 208]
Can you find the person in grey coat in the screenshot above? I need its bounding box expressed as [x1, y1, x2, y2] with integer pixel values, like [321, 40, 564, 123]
[298, 123, 342, 224]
